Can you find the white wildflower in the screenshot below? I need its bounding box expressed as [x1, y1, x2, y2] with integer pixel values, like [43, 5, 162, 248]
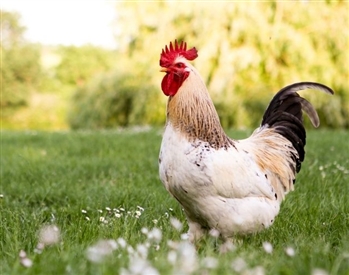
[164, 212, 169, 218]
[0, 194, 4, 198]
[285, 246, 295, 257]
[115, 213, 122, 218]
[85, 217, 90, 221]
[135, 210, 142, 218]
[81, 209, 87, 214]
[98, 209, 103, 213]
[170, 217, 183, 231]
[105, 207, 111, 211]
[262, 241, 273, 254]
[38, 225, 60, 246]
[114, 208, 120, 213]
[169, 208, 173, 211]
[152, 219, 158, 224]
[137, 206, 145, 212]
[99, 217, 105, 222]
[86, 239, 118, 263]
[120, 208, 125, 212]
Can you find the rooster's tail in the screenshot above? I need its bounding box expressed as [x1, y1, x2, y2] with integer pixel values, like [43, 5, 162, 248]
[261, 82, 334, 173]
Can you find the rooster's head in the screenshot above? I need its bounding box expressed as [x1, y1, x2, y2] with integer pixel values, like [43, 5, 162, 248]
[160, 40, 198, 96]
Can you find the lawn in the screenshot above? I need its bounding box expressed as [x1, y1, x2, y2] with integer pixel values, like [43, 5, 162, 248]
[1, 128, 348, 275]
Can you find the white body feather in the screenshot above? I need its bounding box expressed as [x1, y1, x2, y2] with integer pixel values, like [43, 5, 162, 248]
[159, 123, 290, 240]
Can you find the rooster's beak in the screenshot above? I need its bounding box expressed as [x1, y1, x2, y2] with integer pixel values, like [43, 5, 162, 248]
[160, 68, 169, 73]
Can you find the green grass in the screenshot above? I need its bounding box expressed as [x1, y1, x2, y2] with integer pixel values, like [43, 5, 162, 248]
[1, 128, 349, 275]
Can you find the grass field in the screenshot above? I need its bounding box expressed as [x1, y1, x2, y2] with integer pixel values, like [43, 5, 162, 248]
[1, 128, 349, 275]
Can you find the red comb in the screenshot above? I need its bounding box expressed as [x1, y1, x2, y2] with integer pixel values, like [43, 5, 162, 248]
[160, 40, 198, 67]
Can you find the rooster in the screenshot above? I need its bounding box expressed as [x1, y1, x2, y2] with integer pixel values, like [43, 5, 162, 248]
[158, 40, 334, 242]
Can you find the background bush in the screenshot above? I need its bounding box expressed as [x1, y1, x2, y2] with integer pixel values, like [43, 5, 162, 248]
[68, 70, 165, 129]
[2, 2, 348, 130]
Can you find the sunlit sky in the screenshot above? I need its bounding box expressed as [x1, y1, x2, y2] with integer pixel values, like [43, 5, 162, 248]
[1, 0, 117, 48]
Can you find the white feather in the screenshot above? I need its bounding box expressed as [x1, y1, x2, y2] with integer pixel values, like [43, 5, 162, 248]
[159, 123, 281, 239]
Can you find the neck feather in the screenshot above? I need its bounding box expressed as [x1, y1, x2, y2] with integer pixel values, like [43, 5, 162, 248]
[166, 71, 234, 149]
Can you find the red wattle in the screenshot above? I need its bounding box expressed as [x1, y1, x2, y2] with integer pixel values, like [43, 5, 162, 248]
[161, 73, 180, 96]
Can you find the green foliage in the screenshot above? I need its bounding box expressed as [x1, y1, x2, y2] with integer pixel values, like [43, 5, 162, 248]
[55, 45, 116, 87]
[1, 129, 349, 274]
[112, 1, 348, 129]
[1, 11, 42, 111]
[68, 70, 165, 129]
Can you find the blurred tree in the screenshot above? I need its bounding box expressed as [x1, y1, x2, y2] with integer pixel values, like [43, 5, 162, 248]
[110, 1, 348, 128]
[1, 11, 42, 111]
[55, 45, 116, 87]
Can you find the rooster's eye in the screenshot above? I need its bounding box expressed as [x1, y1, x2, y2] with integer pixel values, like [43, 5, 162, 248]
[175, 63, 185, 69]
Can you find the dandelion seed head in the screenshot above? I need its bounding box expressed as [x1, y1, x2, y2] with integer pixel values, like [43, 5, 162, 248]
[231, 257, 247, 273]
[167, 250, 177, 264]
[312, 268, 329, 275]
[174, 241, 198, 274]
[20, 257, 33, 268]
[39, 225, 60, 246]
[209, 228, 220, 238]
[117, 237, 127, 248]
[136, 244, 148, 259]
[141, 227, 149, 235]
[147, 228, 162, 243]
[219, 240, 236, 253]
[128, 256, 159, 275]
[202, 256, 218, 269]
[180, 233, 189, 241]
[262, 242, 273, 254]
[86, 239, 117, 263]
[285, 246, 295, 257]
[170, 217, 183, 231]
[19, 250, 27, 258]
[246, 266, 265, 275]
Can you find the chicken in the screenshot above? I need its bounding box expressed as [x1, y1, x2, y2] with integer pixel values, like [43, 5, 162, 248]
[158, 40, 334, 242]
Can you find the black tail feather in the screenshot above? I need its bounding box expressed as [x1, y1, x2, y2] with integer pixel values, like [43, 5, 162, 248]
[261, 82, 334, 172]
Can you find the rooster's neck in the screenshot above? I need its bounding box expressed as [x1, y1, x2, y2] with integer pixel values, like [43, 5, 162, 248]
[166, 72, 234, 150]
